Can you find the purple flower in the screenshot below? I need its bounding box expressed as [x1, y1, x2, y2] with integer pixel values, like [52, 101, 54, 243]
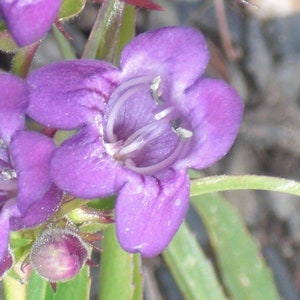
[0, 0, 61, 47]
[0, 73, 62, 265]
[27, 27, 243, 257]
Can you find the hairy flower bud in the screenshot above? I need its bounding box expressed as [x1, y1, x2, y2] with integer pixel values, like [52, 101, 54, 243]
[30, 229, 87, 282]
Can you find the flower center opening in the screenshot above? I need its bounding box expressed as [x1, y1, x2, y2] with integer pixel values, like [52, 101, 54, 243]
[0, 167, 18, 210]
[104, 76, 193, 175]
[0, 139, 18, 209]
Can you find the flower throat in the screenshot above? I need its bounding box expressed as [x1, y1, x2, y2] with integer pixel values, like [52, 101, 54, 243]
[104, 75, 193, 175]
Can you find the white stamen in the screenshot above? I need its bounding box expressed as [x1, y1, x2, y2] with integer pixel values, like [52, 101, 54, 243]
[126, 140, 186, 175]
[154, 107, 174, 121]
[104, 75, 193, 175]
[117, 139, 143, 157]
[118, 121, 167, 158]
[106, 76, 152, 143]
[150, 76, 164, 105]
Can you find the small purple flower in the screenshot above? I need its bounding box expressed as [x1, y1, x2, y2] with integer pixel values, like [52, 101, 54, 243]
[0, 73, 62, 265]
[27, 27, 243, 256]
[0, 0, 61, 46]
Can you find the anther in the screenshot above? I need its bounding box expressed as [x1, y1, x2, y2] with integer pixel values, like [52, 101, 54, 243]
[170, 119, 193, 140]
[1, 168, 17, 180]
[150, 76, 164, 105]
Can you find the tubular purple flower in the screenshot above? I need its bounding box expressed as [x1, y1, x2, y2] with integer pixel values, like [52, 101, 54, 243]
[0, 0, 61, 47]
[27, 26, 244, 257]
[0, 73, 62, 265]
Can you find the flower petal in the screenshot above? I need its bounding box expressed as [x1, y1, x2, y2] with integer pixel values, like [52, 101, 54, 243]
[116, 169, 190, 257]
[9, 131, 57, 214]
[50, 126, 127, 198]
[0, 0, 61, 46]
[120, 27, 209, 91]
[176, 78, 244, 170]
[10, 185, 62, 230]
[0, 199, 20, 262]
[0, 250, 13, 279]
[27, 60, 120, 129]
[0, 213, 10, 263]
[0, 73, 28, 143]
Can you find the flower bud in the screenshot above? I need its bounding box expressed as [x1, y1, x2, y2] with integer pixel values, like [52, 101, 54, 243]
[30, 229, 87, 282]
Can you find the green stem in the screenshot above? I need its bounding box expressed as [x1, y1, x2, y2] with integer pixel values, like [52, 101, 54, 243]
[3, 274, 27, 300]
[190, 175, 300, 197]
[82, 0, 125, 60]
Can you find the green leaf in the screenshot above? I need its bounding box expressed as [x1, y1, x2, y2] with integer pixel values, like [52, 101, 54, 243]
[11, 43, 39, 78]
[132, 254, 143, 300]
[53, 26, 76, 59]
[114, 4, 135, 64]
[59, 0, 86, 20]
[87, 196, 116, 210]
[0, 30, 18, 52]
[26, 266, 91, 300]
[79, 221, 107, 233]
[163, 221, 227, 300]
[27, 271, 48, 300]
[191, 193, 281, 300]
[9, 230, 36, 262]
[191, 175, 300, 197]
[99, 224, 142, 300]
[10, 237, 33, 249]
[82, 0, 125, 61]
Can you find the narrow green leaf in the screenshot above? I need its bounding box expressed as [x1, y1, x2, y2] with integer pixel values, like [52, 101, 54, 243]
[59, 0, 86, 20]
[53, 26, 76, 60]
[132, 254, 143, 300]
[191, 175, 300, 197]
[27, 271, 48, 300]
[11, 42, 39, 77]
[9, 237, 33, 249]
[191, 194, 281, 300]
[82, 0, 125, 60]
[99, 224, 142, 300]
[87, 196, 116, 210]
[114, 4, 135, 64]
[26, 266, 91, 300]
[163, 221, 227, 300]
